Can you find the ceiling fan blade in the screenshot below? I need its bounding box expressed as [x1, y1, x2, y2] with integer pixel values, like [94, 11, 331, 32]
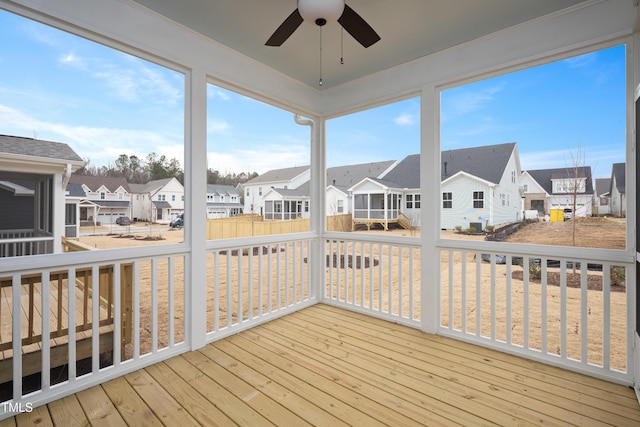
[266, 9, 304, 46]
[338, 4, 380, 48]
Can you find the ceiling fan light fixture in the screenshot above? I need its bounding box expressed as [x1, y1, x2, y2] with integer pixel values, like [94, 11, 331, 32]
[298, 0, 345, 25]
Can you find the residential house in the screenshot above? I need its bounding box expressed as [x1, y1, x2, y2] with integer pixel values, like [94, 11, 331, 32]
[522, 167, 594, 218]
[0, 134, 84, 255]
[206, 184, 242, 218]
[247, 161, 396, 220]
[130, 177, 184, 223]
[349, 143, 522, 231]
[611, 162, 626, 217]
[2, 1, 639, 423]
[243, 165, 309, 216]
[594, 177, 612, 216]
[68, 175, 132, 225]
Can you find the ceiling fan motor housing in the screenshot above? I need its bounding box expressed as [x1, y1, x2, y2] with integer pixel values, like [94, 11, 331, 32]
[298, 0, 345, 24]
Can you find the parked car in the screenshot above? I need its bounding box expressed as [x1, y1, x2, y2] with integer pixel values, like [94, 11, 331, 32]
[115, 216, 131, 225]
[170, 213, 184, 228]
[563, 208, 573, 221]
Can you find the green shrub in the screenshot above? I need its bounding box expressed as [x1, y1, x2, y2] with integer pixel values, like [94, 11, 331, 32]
[611, 266, 626, 286]
[528, 259, 541, 280]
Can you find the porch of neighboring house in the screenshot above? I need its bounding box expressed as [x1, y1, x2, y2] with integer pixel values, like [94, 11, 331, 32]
[0, 241, 133, 403]
[352, 189, 410, 231]
[3, 305, 640, 426]
[0, 174, 56, 258]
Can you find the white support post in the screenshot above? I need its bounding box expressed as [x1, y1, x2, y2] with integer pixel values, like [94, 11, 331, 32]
[421, 85, 440, 334]
[185, 68, 208, 350]
[309, 116, 326, 301]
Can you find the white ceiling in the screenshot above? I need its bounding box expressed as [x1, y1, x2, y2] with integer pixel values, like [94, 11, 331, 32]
[131, 0, 588, 90]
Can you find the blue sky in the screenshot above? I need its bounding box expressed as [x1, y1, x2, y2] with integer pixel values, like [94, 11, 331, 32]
[0, 9, 626, 179]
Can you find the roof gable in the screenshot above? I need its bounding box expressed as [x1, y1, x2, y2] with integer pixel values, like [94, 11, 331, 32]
[611, 163, 625, 193]
[526, 166, 594, 195]
[69, 175, 132, 193]
[247, 165, 310, 185]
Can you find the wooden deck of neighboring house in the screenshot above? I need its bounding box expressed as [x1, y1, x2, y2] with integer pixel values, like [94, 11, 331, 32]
[0, 262, 133, 393]
[2, 304, 639, 426]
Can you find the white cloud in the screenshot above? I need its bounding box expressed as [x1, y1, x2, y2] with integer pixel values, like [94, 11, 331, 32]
[208, 144, 309, 175]
[394, 112, 415, 126]
[0, 104, 182, 166]
[442, 83, 505, 120]
[208, 119, 231, 133]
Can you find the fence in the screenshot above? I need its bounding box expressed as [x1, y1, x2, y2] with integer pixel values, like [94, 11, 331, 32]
[206, 214, 351, 239]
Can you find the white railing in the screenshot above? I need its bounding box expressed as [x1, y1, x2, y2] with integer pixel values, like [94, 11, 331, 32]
[438, 239, 635, 385]
[323, 233, 421, 328]
[0, 230, 54, 257]
[205, 234, 316, 341]
[0, 245, 190, 417]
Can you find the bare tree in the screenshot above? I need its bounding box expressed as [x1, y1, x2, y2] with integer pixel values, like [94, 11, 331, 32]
[564, 144, 593, 248]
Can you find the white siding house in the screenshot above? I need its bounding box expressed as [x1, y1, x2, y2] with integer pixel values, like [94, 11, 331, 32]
[524, 167, 594, 218]
[595, 177, 612, 216]
[349, 143, 522, 231]
[130, 177, 185, 224]
[69, 175, 132, 225]
[243, 166, 310, 216]
[610, 162, 626, 218]
[206, 184, 242, 218]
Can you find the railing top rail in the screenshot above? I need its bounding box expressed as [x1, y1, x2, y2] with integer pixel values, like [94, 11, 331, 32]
[438, 238, 634, 264]
[205, 231, 318, 251]
[323, 231, 421, 247]
[0, 243, 189, 276]
[0, 236, 55, 244]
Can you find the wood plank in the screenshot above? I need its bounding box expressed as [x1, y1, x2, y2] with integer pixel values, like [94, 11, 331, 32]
[75, 383, 127, 426]
[101, 376, 163, 426]
[201, 341, 351, 427]
[144, 361, 236, 426]
[305, 305, 640, 425]
[164, 353, 275, 426]
[185, 349, 310, 426]
[245, 322, 507, 426]
[123, 368, 200, 426]
[2, 304, 639, 427]
[47, 394, 90, 426]
[14, 402, 53, 427]
[317, 304, 640, 409]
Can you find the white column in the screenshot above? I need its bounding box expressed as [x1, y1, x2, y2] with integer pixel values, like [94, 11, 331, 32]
[185, 68, 208, 350]
[421, 85, 439, 334]
[309, 116, 325, 301]
[52, 173, 64, 254]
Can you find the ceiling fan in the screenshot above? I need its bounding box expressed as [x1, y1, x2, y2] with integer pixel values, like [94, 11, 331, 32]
[266, 0, 380, 48]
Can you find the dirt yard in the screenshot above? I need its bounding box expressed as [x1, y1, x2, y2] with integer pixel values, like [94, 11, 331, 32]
[502, 216, 626, 249]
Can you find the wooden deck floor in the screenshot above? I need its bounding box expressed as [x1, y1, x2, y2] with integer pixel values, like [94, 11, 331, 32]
[2, 304, 640, 426]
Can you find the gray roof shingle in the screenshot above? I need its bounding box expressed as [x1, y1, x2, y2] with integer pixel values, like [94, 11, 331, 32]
[0, 134, 83, 163]
[611, 162, 625, 193]
[526, 166, 594, 195]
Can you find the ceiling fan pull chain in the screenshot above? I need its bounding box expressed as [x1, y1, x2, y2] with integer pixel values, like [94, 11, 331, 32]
[319, 25, 323, 86]
[340, 26, 344, 65]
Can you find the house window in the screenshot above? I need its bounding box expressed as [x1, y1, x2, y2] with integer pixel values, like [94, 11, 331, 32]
[442, 192, 452, 209]
[259, 187, 262, 196]
[100, 192, 106, 200]
[473, 191, 484, 208]
[172, 195, 176, 201]
[118, 192, 124, 200]
[337, 199, 344, 213]
[304, 201, 309, 212]
[405, 193, 420, 209]
[246, 189, 250, 197]
[182, 195, 184, 201]
[523, 184, 528, 193]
